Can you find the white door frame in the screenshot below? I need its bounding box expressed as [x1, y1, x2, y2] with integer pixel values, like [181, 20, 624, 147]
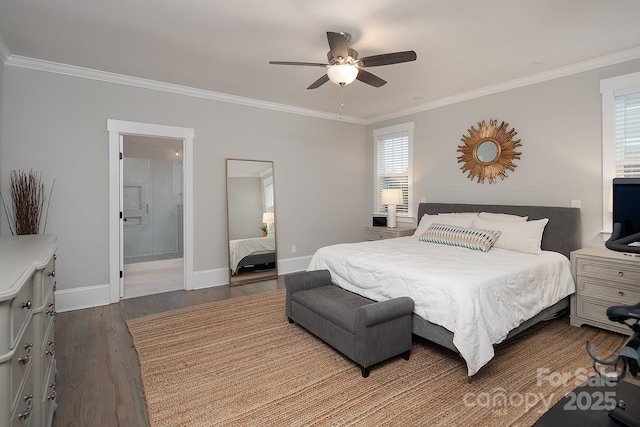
[107, 119, 195, 303]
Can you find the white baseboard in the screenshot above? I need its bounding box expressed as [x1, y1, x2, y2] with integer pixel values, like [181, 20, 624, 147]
[55, 256, 312, 312]
[278, 255, 312, 275]
[190, 267, 229, 290]
[55, 284, 111, 313]
[189, 256, 312, 289]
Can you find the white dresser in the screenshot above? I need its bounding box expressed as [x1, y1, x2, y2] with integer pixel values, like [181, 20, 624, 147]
[0, 235, 58, 427]
[570, 247, 640, 335]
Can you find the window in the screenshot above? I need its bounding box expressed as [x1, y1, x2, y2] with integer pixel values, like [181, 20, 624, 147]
[601, 71, 640, 234]
[374, 122, 414, 219]
[613, 92, 640, 177]
[262, 175, 274, 212]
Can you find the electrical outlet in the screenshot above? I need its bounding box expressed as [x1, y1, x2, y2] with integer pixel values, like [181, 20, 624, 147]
[291, 245, 297, 254]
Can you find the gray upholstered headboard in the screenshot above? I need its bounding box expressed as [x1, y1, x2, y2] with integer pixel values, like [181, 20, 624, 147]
[417, 203, 581, 258]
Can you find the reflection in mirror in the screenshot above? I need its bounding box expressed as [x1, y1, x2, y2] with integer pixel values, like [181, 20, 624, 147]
[475, 140, 499, 163]
[226, 159, 277, 285]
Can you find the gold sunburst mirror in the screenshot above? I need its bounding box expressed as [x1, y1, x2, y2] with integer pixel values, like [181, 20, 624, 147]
[457, 119, 522, 184]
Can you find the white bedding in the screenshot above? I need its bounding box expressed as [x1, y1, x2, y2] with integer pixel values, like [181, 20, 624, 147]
[229, 236, 275, 274]
[307, 236, 575, 376]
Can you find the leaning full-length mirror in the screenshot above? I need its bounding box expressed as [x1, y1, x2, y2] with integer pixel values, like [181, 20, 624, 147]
[226, 159, 277, 285]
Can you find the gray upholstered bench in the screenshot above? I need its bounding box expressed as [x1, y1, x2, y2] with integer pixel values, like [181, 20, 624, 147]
[285, 269, 414, 377]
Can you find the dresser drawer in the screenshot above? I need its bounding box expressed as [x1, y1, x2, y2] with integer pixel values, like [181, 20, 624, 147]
[41, 357, 56, 426]
[11, 371, 34, 427]
[40, 327, 55, 387]
[39, 255, 56, 307]
[574, 296, 614, 326]
[366, 229, 394, 240]
[575, 257, 640, 285]
[39, 291, 55, 349]
[365, 226, 415, 241]
[576, 276, 640, 303]
[10, 278, 33, 349]
[10, 320, 34, 412]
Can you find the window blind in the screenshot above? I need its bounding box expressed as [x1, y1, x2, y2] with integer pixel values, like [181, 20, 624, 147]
[615, 91, 640, 177]
[377, 133, 408, 213]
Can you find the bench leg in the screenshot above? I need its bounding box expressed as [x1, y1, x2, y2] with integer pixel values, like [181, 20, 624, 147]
[402, 350, 410, 361]
[361, 366, 370, 378]
[288, 317, 294, 324]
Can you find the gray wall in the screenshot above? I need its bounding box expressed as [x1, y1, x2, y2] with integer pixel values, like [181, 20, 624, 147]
[0, 59, 3, 221]
[3, 57, 640, 294]
[367, 59, 640, 249]
[0, 66, 368, 292]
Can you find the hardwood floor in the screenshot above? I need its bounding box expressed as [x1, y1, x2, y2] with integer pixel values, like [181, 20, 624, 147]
[52, 277, 285, 427]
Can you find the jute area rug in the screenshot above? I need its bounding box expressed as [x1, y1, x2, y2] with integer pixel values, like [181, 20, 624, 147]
[127, 289, 626, 427]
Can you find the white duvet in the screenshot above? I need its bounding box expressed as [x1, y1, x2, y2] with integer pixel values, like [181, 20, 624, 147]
[307, 236, 575, 376]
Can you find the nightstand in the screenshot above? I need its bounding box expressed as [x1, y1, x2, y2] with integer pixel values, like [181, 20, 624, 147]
[365, 225, 416, 241]
[570, 247, 640, 335]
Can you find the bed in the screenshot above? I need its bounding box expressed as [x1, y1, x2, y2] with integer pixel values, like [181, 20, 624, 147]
[307, 203, 581, 376]
[229, 236, 276, 275]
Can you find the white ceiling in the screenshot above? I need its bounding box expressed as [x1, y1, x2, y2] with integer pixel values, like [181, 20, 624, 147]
[1, 0, 640, 121]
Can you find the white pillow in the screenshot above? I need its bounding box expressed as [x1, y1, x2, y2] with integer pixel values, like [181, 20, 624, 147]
[414, 213, 475, 236]
[414, 214, 436, 236]
[471, 217, 549, 255]
[477, 212, 528, 222]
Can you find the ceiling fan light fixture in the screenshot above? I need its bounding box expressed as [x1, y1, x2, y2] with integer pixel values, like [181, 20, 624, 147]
[327, 64, 358, 86]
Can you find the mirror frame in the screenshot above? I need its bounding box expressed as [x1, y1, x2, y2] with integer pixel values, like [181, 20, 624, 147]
[225, 158, 277, 285]
[457, 119, 522, 184]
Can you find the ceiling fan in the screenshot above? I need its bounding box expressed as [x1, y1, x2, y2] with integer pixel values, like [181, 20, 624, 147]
[269, 32, 417, 89]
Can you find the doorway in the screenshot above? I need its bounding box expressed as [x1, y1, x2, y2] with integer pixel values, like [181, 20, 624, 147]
[108, 120, 194, 303]
[122, 135, 184, 298]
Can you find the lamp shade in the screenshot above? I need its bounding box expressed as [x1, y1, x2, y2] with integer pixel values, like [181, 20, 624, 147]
[381, 189, 403, 205]
[327, 64, 358, 86]
[262, 212, 274, 223]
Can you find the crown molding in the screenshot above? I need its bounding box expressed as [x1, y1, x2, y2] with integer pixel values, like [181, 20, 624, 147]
[364, 46, 640, 125]
[3, 46, 640, 126]
[4, 55, 367, 125]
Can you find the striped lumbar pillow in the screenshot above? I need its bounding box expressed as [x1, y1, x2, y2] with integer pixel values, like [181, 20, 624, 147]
[419, 223, 501, 252]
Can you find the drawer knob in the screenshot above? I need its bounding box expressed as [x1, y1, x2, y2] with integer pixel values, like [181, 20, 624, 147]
[22, 300, 32, 310]
[618, 271, 624, 276]
[619, 291, 624, 297]
[18, 395, 32, 419]
[19, 343, 32, 365]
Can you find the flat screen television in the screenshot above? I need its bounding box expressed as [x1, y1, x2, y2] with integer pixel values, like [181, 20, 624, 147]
[607, 177, 640, 253]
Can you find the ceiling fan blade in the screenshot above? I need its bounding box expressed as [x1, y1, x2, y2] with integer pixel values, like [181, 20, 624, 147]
[358, 51, 417, 67]
[307, 74, 330, 89]
[269, 61, 328, 67]
[326, 32, 349, 61]
[356, 69, 387, 87]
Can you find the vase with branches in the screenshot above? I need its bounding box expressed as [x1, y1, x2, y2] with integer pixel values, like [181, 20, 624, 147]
[0, 169, 54, 235]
